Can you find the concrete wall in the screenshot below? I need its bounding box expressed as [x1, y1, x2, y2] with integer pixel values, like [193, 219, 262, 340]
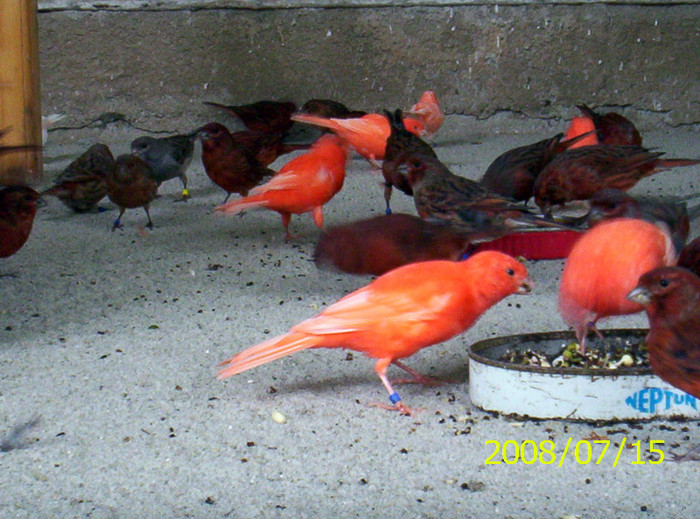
[37, 1, 700, 139]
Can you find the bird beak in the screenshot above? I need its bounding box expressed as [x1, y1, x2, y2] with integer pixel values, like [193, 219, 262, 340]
[517, 277, 534, 294]
[626, 286, 651, 304]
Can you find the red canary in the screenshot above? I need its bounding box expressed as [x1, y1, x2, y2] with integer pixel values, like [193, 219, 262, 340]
[203, 100, 297, 135]
[314, 213, 472, 276]
[407, 90, 443, 139]
[678, 236, 700, 277]
[218, 251, 532, 415]
[627, 266, 700, 398]
[562, 115, 599, 148]
[0, 186, 40, 258]
[216, 134, 348, 240]
[576, 104, 642, 146]
[198, 123, 275, 202]
[480, 131, 596, 203]
[291, 112, 424, 163]
[534, 144, 699, 216]
[558, 218, 677, 351]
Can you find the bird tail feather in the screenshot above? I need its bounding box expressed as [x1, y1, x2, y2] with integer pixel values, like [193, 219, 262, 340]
[654, 158, 700, 169]
[216, 194, 270, 215]
[290, 113, 341, 132]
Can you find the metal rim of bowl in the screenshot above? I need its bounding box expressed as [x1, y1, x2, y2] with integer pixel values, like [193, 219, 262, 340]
[467, 328, 653, 377]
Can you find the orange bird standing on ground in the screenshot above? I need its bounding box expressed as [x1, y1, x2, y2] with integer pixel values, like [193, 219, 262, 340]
[558, 218, 677, 352]
[215, 134, 348, 240]
[291, 112, 424, 164]
[627, 266, 700, 399]
[408, 90, 444, 139]
[217, 251, 532, 415]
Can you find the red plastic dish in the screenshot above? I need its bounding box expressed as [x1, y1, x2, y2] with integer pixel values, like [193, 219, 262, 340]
[474, 229, 582, 260]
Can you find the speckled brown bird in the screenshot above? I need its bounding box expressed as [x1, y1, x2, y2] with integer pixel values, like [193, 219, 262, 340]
[382, 109, 437, 214]
[314, 213, 472, 276]
[678, 236, 700, 277]
[0, 185, 39, 258]
[198, 122, 275, 203]
[40, 143, 115, 212]
[404, 152, 569, 241]
[106, 155, 159, 231]
[627, 267, 700, 399]
[587, 188, 691, 254]
[576, 104, 642, 146]
[480, 131, 596, 203]
[204, 100, 297, 135]
[533, 145, 699, 216]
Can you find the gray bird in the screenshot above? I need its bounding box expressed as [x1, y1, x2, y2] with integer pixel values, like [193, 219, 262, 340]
[130, 132, 196, 201]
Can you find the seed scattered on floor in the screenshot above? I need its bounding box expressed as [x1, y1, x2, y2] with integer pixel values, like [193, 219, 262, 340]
[271, 411, 287, 424]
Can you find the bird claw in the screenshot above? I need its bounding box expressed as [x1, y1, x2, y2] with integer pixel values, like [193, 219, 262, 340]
[367, 401, 423, 417]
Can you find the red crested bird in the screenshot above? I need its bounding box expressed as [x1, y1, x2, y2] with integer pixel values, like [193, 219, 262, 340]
[407, 90, 444, 139]
[533, 144, 699, 216]
[217, 251, 532, 416]
[40, 143, 115, 212]
[314, 213, 472, 276]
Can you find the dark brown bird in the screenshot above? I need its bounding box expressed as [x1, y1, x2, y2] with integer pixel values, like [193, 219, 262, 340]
[381, 109, 437, 215]
[203, 100, 297, 135]
[0, 185, 40, 258]
[678, 236, 700, 277]
[404, 152, 569, 241]
[533, 145, 699, 216]
[480, 131, 595, 203]
[586, 188, 691, 254]
[300, 99, 367, 119]
[577, 104, 642, 146]
[40, 143, 115, 212]
[106, 155, 158, 231]
[314, 213, 473, 276]
[198, 123, 276, 203]
[627, 266, 700, 399]
[229, 130, 308, 167]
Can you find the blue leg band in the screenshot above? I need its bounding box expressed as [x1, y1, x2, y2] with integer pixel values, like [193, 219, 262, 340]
[389, 392, 401, 404]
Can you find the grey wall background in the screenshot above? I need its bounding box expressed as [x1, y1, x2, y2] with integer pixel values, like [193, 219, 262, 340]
[37, 1, 700, 139]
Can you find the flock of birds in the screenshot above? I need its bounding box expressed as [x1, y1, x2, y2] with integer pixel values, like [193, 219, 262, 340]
[1, 91, 699, 417]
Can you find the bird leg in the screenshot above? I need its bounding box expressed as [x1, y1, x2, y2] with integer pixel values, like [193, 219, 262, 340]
[390, 360, 449, 386]
[383, 183, 393, 215]
[280, 212, 298, 241]
[112, 208, 126, 231]
[144, 206, 154, 229]
[367, 358, 422, 416]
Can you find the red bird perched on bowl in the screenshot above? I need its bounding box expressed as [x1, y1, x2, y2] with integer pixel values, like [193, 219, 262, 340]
[533, 144, 700, 217]
[586, 188, 693, 254]
[382, 109, 438, 214]
[40, 143, 115, 212]
[627, 266, 700, 399]
[106, 155, 159, 231]
[217, 251, 532, 416]
[0, 185, 40, 258]
[480, 131, 597, 203]
[562, 115, 599, 148]
[198, 122, 276, 203]
[678, 236, 700, 277]
[576, 104, 642, 146]
[300, 98, 367, 119]
[403, 152, 574, 242]
[407, 90, 444, 139]
[314, 213, 473, 276]
[203, 100, 297, 135]
[558, 217, 677, 352]
[216, 133, 348, 240]
[291, 111, 425, 164]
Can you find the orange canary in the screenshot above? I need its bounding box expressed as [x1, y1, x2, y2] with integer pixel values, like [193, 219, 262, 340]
[408, 90, 444, 139]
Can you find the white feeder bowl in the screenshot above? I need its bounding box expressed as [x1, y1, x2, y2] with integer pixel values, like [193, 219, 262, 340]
[467, 329, 700, 421]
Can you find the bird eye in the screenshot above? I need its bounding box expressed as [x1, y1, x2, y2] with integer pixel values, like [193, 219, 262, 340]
[506, 268, 515, 276]
[659, 278, 669, 287]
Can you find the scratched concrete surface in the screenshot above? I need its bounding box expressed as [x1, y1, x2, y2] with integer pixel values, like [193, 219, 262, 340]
[0, 125, 698, 518]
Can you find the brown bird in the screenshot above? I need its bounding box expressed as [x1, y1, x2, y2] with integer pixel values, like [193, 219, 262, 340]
[586, 188, 692, 254]
[404, 152, 569, 241]
[300, 99, 367, 119]
[229, 129, 308, 167]
[106, 155, 158, 231]
[203, 100, 297, 135]
[576, 104, 642, 146]
[533, 145, 699, 216]
[480, 132, 595, 203]
[382, 109, 437, 214]
[314, 213, 473, 276]
[678, 236, 700, 277]
[40, 143, 115, 212]
[0, 185, 40, 258]
[627, 266, 700, 399]
[198, 122, 275, 202]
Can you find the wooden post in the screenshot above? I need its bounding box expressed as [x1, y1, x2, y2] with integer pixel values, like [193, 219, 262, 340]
[0, 0, 42, 185]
